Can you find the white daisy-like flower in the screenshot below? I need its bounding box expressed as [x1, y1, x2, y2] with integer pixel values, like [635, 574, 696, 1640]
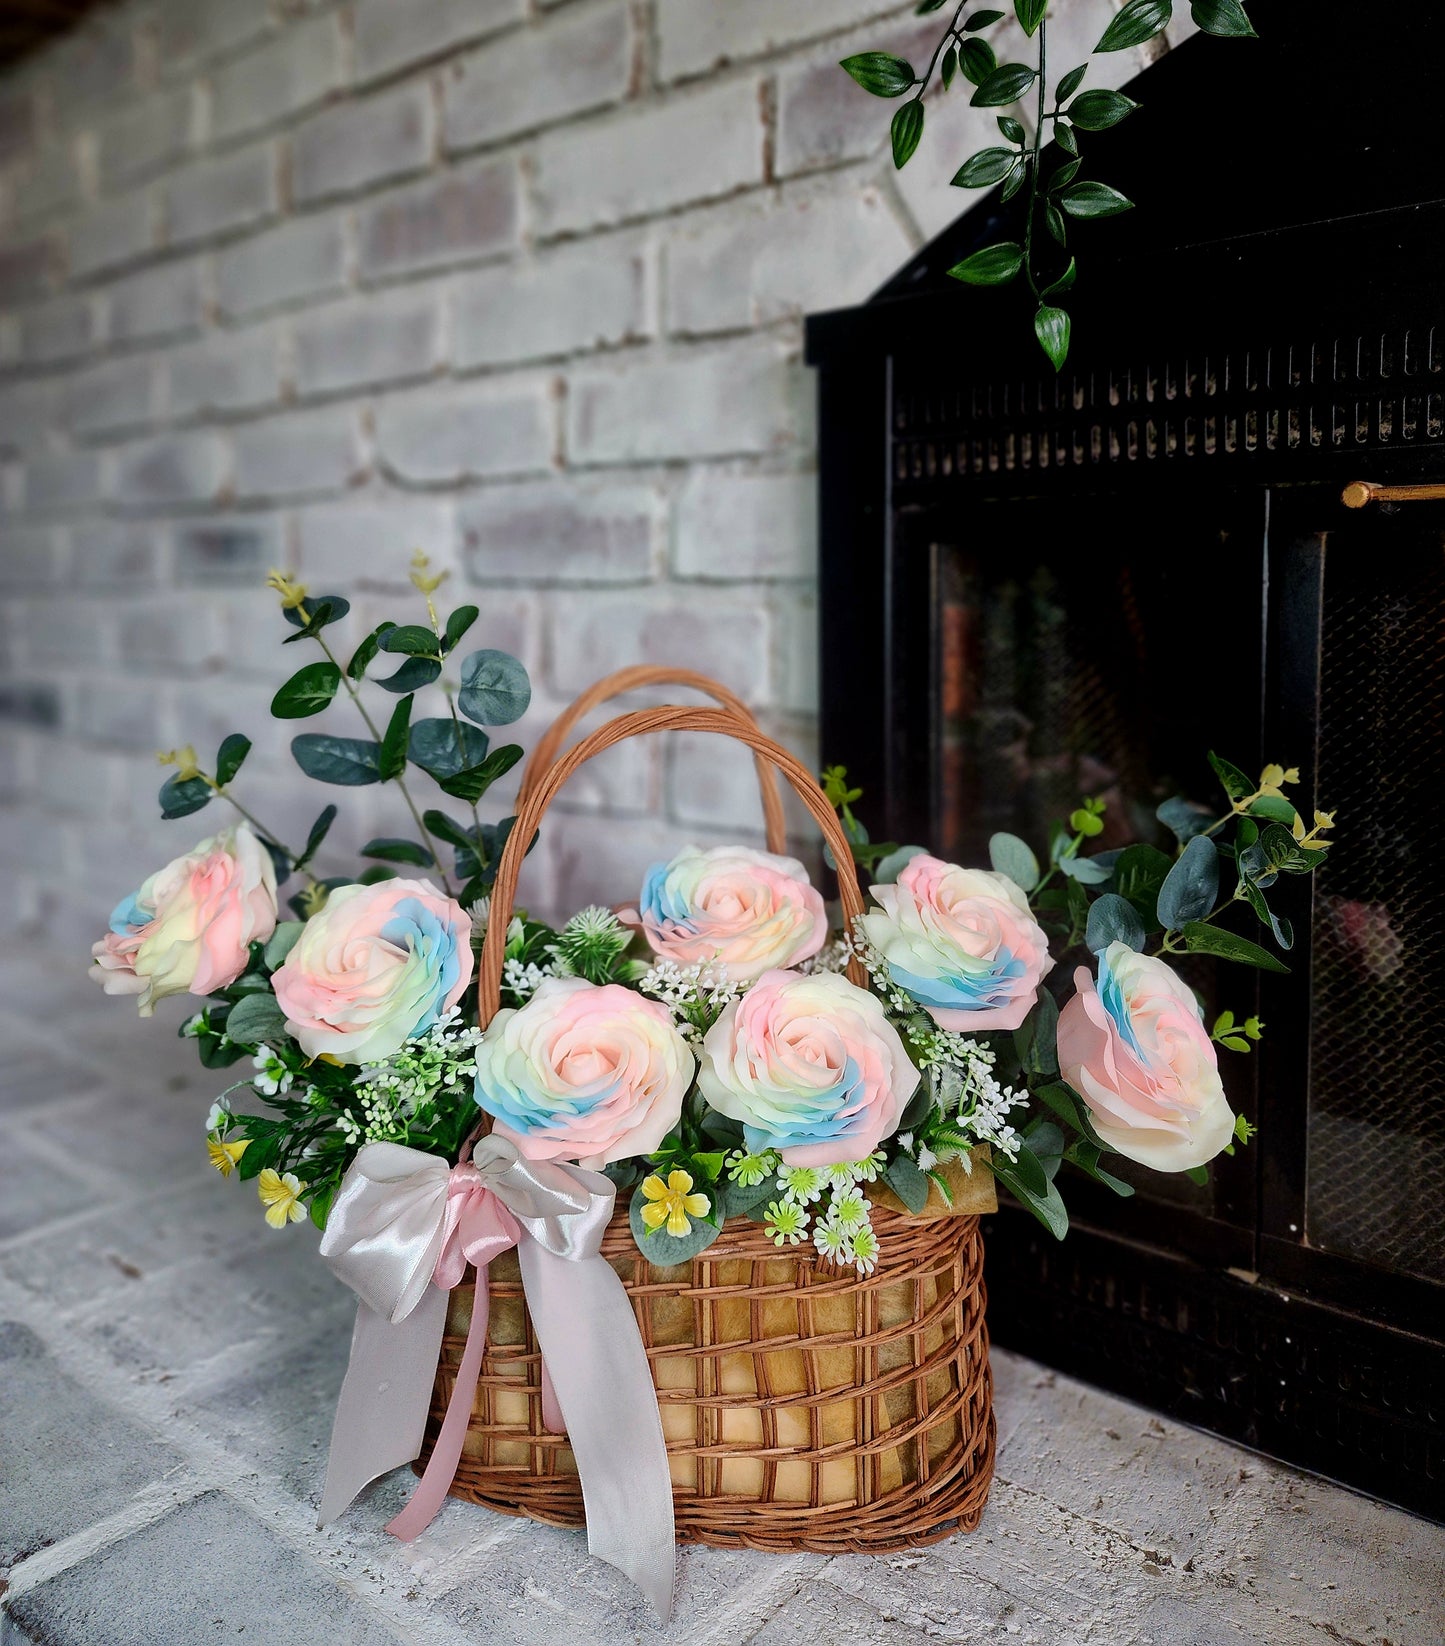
[830, 1188, 871, 1233]
[813, 1219, 851, 1262]
[776, 1165, 826, 1205]
[850, 1225, 881, 1275]
[764, 1200, 808, 1246]
[204, 1100, 230, 1132]
[251, 1044, 292, 1097]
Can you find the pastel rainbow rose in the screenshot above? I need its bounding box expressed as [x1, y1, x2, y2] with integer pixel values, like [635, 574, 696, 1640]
[271, 879, 472, 1065]
[1057, 942, 1236, 1173]
[89, 822, 278, 1016]
[697, 969, 918, 1167]
[473, 977, 694, 1169]
[860, 855, 1052, 1032]
[635, 845, 826, 983]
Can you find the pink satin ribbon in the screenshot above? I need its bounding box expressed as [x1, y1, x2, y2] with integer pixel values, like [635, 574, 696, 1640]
[385, 1162, 563, 1542]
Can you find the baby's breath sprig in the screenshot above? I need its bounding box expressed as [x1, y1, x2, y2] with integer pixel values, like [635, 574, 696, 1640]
[638, 959, 746, 1041]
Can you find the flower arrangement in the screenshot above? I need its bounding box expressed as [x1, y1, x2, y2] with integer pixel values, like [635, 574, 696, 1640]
[91, 567, 1334, 1275]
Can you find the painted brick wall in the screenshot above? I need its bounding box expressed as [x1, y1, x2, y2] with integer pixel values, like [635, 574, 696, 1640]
[0, 0, 1188, 939]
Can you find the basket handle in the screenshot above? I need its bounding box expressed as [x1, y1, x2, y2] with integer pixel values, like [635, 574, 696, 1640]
[518, 665, 788, 856]
[479, 705, 868, 1022]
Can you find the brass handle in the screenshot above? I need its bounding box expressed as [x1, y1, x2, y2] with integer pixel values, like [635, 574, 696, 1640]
[1342, 480, 1445, 509]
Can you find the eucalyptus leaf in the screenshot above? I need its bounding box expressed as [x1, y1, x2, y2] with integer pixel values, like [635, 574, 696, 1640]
[891, 99, 925, 168]
[225, 991, 290, 1048]
[458, 649, 532, 726]
[1157, 795, 1216, 843]
[374, 656, 442, 695]
[159, 772, 211, 819]
[1058, 852, 1112, 885]
[377, 624, 440, 656]
[296, 805, 337, 869]
[263, 921, 305, 970]
[628, 1186, 722, 1263]
[215, 733, 251, 787]
[347, 626, 389, 681]
[442, 605, 479, 653]
[271, 660, 341, 719]
[1258, 822, 1327, 875]
[437, 743, 524, 805]
[408, 717, 491, 780]
[1247, 793, 1299, 825]
[947, 240, 1022, 285]
[873, 844, 928, 885]
[1095, 0, 1173, 53]
[1157, 834, 1219, 929]
[379, 695, 412, 782]
[970, 62, 1036, 107]
[988, 831, 1040, 892]
[840, 51, 915, 97]
[362, 837, 435, 867]
[884, 1154, 931, 1215]
[1181, 920, 1289, 973]
[1208, 750, 1255, 803]
[1085, 892, 1146, 954]
[1112, 842, 1172, 927]
[291, 734, 383, 786]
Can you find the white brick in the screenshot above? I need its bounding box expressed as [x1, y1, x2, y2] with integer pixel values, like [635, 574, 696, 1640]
[291, 289, 440, 398]
[68, 188, 161, 280]
[157, 0, 273, 70]
[14, 142, 81, 223]
[0, 82, 35, 165]
[23, 449, 106, 512]
[459, 477, 661, 583]
[673, 468, 815, 580]
[165, 145, 278, 246]
[0, 379, 60, 455]
[374, 379, 552, 483]
[667, 717, 817, 836]
[547, 587, 770, 699]
[118, 597, 225, 671]
[112, 433, 228, 506]
[73, 679, 168, 751]
[96, 87, 195, 192]
[172, 513, 285, 583]
[25, 598, 113, 667]
[657, 0, 916, 82]
[357, 157, 519, 279]
[0, 235, 55, 306]
[443, 2, 632, 153]
[72, 521, 163, 587]
[19, 295, 95, 364]
[64, 355, 159, 438]
[453, 238, 649, 370]
[354, 0, 526, 84]
[665, 184, 913, 335]
[293, 82, 434, 206]
[772, 583, 817, 713]
[232, 406, 365, 499]
[0, 526, 57, 589]
[167, 330, 283, 418]
[216, 213, 349, 320]
[567, 339, 812, 464]
[210, 14, 346, 144]
[103, 259, 206, 344]
[534, 78, 762, 237]
[295, 497, 453, 584]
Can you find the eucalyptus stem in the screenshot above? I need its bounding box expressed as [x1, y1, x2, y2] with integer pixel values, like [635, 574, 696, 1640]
[199, 776, 299, 865]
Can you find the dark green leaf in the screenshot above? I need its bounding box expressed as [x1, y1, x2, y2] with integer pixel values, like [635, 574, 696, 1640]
[215, 733, 251, 787]
[1258, 822, 1328, 875]
[374, 656, 442, 694]
[1034, 303, 1071, 371]
[628, 1185, 722, 1262]
[898, 1076, 934, 1134]
[423, 809, 476, 853]
[1014, 0, 1046, 35]
[225, 991, 289, 1047]
[442, 605, 479, 654]
[891, 99, 925, 168]
[1032, 1080, 1107, 1148]
[408, 717, 491, 780]
[970, 62, 1036, 106]
[1184, 1164, 1210, 1187]
[1068, 88, 1139, 129]
[1095, 0, 1173, 52]
[999, 159, 1028, 201]
[437, 743, 524, 805]
[988, 830, 1040, 891]
[233, 1128, 281, 1180]
[1054, 121, 1079, 156]
[720, 1176, 775, 1218]
[159, 772, 211, 819]
[347, 625, 390, 681]
[1045, 202, 1067, 243]
[1060, 179, 1135, 217]
[883, 1154, 931, 1214]
[379, 695, 412, 782]
[997, 115, 1025, 142]
[963, 9, 1006, 28]
[916, 0, 948, 11]
[281, 596, 350, 643]
[271, 660, 341, 719]
[1111, 842, 1172, 927]
[1014, 985, 1059, 1076]
[297, 805, 337, 869]
[458, 649, 531, 726]
[940, 43, 958, 89]
[1086, 892, 1146, 953]
[362, 837, 435, 867]
[840, 51, 915, 97]
[1157, 795, 1216, 843]
[947, 240, 1023, 285]
[957, 37, 997, 85]
[1241, 877, 1293, 950]
[377, 624, 440, 656]
[1025, 1118, 1065, 1179]
[291, 734, 383, 786]
[1191, 0, 1255, 36]
[1048, 159, 1081, 195]
[951, 146, 1017, 187]
[1157, 834, 1219, 930]
[1247, 793, 1298, 825]
[263, 922, 304, 969]
[1066, 1140, 1134, 1195]
[357, 864, 397, 885]
[1181, 920, 1290, 973]
[1040, 256, 1077, 299]
[1208, 750, 1255, 804]
[990, 1147, 1069, 1239]
[1056, 62, 1088, 100]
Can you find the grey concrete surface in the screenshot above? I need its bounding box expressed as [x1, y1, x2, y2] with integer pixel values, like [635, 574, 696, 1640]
[1, 950, 1442, 1645]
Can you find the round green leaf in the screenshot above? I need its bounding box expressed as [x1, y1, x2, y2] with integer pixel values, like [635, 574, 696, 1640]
[291, 734, 383, 786]
[374, 656, 442, 694]
[458, 649, 532, 727]
[377, 624, 440, 656]
[628, 1185, 722, 1264]
[215, 733, 251, 787]
[873, 844, 928, 885]
[271, 661, 341, 719]
[408, 717, 491, 780]
[1085, 892, 1146, 954]
[159, 772, 211, 819]
[988, 831, 1040, 892]
[362, 837, 435, 867]
[225, 991, 289, 1048]
[1156, 835, 1220, 930]
[947, 240, 1023, 286]
[839, 51, 915, 97]
[264, 921, 305, 969]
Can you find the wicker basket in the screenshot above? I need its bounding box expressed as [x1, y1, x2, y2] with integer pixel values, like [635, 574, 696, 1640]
[424, 684, 997, 1551]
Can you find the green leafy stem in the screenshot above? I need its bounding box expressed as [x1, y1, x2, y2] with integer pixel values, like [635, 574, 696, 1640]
[842, 0, 1256, 369]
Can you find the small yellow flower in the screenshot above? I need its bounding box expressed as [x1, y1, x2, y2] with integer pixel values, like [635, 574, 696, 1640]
[207, 1137, 249, 1177]
[1257, 763, 1300, 796]
[264, 568, 310, 610]
[157, 745, 202, 781]
[257, 1168, 307, 1229]
[297, 879, 330, 918]
[1313, 809, 1336, 831]
[639, 1170, 711, 1239]
[408, 549, 450, 596]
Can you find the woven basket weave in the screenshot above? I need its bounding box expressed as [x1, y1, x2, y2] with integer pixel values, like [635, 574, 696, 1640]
[424, 680, 997, 1550]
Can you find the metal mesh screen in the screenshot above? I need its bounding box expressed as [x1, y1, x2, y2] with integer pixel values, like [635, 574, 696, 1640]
[1306, 533, 1445, 1283]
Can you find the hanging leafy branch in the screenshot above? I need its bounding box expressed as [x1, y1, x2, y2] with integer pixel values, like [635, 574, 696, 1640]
[841, 0, 1256, 369]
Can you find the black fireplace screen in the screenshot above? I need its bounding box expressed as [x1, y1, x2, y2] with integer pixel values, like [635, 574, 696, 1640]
[1307, 532, 1445, 1285]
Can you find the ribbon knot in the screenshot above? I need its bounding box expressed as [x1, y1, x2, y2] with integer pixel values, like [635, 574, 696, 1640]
[316, 1138, 675, 1620]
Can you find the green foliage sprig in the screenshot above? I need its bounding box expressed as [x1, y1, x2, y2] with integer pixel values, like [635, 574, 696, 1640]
[841, 0, 1256, 368]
